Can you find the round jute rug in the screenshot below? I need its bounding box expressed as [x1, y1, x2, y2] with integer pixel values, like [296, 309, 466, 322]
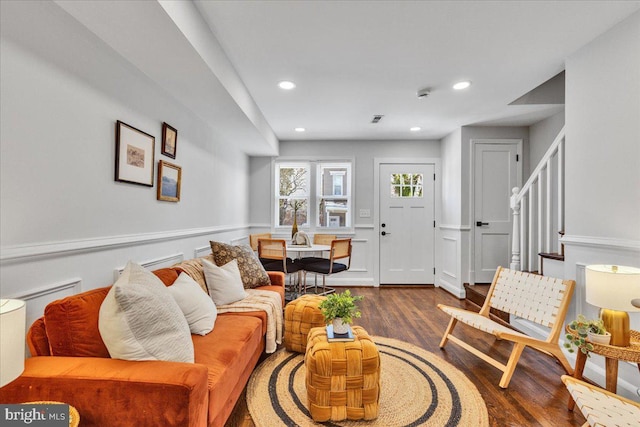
[247, 336, 489, 426]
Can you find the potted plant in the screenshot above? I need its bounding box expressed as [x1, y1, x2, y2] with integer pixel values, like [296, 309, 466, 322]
[318, 290, 364, 334]
[564, 314, 610, 355]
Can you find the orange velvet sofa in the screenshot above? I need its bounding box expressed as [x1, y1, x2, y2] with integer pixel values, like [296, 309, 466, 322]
[0, 258, 285, 427]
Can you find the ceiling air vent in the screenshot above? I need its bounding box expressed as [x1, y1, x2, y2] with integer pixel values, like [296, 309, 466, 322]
[371, 115, 384, 124]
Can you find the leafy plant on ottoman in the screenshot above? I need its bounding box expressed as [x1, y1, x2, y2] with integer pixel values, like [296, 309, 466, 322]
[318, 289, 363, 334]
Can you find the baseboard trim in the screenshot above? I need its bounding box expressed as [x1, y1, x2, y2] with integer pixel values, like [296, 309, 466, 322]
[438, 279, 465, 298]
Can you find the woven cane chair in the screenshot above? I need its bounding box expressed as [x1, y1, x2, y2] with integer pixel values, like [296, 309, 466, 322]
[438, 267, 575, 388]
[258, 238, 303, 291]
[302, 238, 351, 295]
[249, 233, 271, 251]
[298, 234, 337, 292]
[249, 233, 276, 267]
[313, 234, 336, 245]
[562, 375, 640, 427]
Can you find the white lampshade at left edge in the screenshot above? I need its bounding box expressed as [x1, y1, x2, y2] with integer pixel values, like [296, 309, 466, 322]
[0, 299, 26, 387]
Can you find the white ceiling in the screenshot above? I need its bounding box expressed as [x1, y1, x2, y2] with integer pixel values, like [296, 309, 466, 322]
[194, 0, 640, 141]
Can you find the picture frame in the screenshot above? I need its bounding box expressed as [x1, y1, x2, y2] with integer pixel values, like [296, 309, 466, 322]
[157, 160, 182, 202]
[115, 120, 155, 187]
[161, 122, 178, 159]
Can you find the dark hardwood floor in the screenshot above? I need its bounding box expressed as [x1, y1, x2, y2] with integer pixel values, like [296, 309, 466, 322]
[227, 287, 586, 427]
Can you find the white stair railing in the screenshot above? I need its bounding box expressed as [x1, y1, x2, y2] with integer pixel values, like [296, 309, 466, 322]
[510, 126, 565, 272]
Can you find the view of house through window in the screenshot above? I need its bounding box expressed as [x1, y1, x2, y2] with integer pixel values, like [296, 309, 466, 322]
[275, 161, 352, 230]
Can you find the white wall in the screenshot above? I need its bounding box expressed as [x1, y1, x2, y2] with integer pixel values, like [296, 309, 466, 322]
[565, 11, 640, 242]
[0, 1, 251, 326]
[529, 110, 565, 170]
[249, 139, 440, 286]
[563, 11, 640, 399]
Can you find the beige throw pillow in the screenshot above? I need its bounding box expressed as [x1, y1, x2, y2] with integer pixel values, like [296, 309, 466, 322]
[209, 241, 271, 289]
[99, 261, 194, 362]
[168, 272, 217, 335]
[202, 258, 248, 305]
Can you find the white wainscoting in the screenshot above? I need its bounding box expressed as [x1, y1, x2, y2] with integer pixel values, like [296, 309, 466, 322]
[1, 225, 248, 261]
[194, 245, 212, 258]
[0, 225, 252, 331]
[438, 226, 465, 298]
[561, 237, 640, 400]
[113, 253, 185, 281]
[9, 278, 82, 331]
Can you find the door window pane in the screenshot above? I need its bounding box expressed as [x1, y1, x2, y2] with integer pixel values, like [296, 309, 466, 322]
[390, 173, 424, 198]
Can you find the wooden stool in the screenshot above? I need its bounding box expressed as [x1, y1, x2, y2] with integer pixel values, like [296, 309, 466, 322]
[283, 295, 326, 353]
[305, 326, 380, 422]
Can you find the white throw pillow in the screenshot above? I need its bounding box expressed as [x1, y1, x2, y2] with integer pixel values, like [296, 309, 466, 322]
[168, 272, 217, 335]
[202, 258, 248, 305]
[99, 261, 194, 362]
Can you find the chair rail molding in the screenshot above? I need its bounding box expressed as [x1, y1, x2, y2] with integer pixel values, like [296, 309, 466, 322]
[0, 225, 250, 261]
[561, 235, 640, 253]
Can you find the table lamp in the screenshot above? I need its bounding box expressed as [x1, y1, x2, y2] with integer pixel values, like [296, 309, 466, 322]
[585, 265, 640, 347]
[0, 299, 26, 387]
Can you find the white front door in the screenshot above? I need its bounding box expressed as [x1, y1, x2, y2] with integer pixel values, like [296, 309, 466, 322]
[473, 141, 521, 283]
[379, 163, 435, 284]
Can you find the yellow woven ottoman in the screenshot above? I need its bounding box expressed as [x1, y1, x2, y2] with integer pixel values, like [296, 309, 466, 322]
[305, 326, 380, 422]
[284, 294, 327, 353]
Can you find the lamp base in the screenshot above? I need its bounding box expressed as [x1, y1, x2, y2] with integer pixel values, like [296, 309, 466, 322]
[600, 308, 630, 347]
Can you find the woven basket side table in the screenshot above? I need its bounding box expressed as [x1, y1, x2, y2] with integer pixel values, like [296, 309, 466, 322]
[305, 325, 380, 422]
[284, 294, 327, 353]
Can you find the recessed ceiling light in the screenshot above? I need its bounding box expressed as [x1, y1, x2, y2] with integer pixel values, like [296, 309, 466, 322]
[294, 127, 306, 132]
[453, 81, 471, 90]
[410, 127, 421, 132]
[278, 81, 296, 90]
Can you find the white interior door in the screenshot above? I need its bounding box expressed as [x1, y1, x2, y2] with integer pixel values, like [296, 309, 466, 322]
[474, 142, 520, 283]
[379, 163, 435, 284]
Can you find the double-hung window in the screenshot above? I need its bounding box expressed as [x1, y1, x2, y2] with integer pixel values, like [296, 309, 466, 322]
[274, 160, 352, 231]
[275, 163, 309, 228]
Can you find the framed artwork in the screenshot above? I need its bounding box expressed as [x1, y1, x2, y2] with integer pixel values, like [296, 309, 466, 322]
[115, 120, 155, 187]
[157, 160, 182, 202]
[161, 122, 177, 159]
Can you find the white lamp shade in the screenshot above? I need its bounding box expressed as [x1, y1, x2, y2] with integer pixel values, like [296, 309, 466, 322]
[0, 299, 26, 387]
[586, 265, 640, 312]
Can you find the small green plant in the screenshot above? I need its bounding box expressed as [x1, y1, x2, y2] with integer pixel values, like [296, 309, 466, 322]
[564, 314, 607, 356]
[318, 290, 364, 325]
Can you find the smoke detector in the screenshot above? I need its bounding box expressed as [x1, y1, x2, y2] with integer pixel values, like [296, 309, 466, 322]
[417, 88, 431, 99]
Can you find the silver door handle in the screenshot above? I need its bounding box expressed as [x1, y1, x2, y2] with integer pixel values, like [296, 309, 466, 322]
[381, 231, 391, 236]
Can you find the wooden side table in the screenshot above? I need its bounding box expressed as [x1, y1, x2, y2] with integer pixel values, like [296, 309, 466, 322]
[567, 328, 640, 411]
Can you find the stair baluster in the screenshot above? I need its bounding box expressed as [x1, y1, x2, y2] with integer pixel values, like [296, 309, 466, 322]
[511, 126, 565, 273]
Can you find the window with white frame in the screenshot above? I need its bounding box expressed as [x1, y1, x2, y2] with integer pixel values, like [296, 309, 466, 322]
[274, 160, 352, 231]
[317, 163, 351, 228]
[275, 163, 309, 228]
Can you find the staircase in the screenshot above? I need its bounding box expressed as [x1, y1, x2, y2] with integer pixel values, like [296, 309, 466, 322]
[510, 126, 566, 274]
[464, 127, 566, 336]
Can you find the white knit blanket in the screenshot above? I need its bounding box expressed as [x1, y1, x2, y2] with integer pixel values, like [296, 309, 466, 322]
[216, 289, 283, 353]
